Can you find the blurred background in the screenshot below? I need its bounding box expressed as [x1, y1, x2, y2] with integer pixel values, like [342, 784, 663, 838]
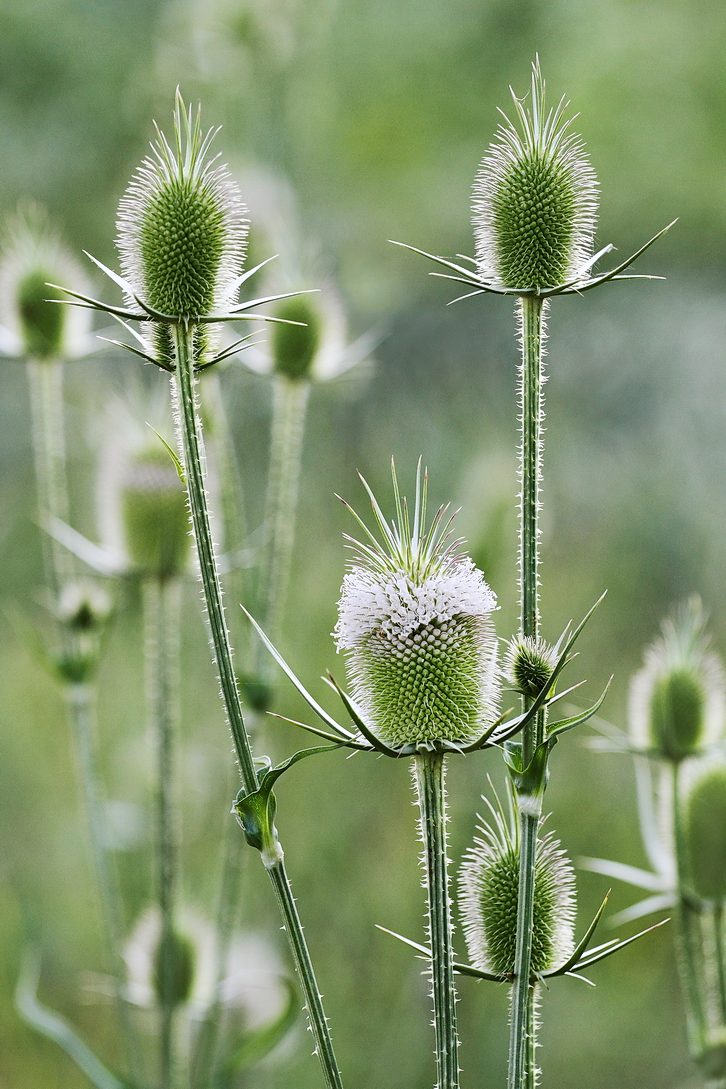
[1, 0, 725, 1086]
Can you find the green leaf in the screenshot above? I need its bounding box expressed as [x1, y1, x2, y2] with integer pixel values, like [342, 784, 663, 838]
[215, 978, 298, 1084]
[147, 424, 186, 483]
[547, 677, 612, 740]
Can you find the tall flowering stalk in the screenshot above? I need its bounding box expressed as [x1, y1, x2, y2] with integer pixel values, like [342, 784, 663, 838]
[57, 93, 344, 1089]
[395, 59, 672, 1089]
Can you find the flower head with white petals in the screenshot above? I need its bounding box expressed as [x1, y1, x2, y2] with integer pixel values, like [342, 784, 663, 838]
[333, 463, 500, 749]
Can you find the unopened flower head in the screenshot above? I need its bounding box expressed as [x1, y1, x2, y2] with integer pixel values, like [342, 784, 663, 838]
[271, 294, 323, 381]
[120, 445, 190, 581]
[629, 598, 725, 762]
[503, 634, 557, 700]
[0, 202, 91, 359]
[459, 791, 576, 977]
[117, 92, 248, 365]
[472, 59, 598, 290]
[333, 465, 499, 749]
[683, 759, 726, 902]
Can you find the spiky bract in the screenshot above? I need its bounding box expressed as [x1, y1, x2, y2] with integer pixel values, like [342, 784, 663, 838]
[683, 761, 726, 902]
[629, 598, 725, 762]
[0, 203, 90, 359]
[121, 447, 190, 581]
[503, 635, 557, 699]
[459, 793, 576, 977]
[334, 465, 499, 748]
[472, 60, 598, 290]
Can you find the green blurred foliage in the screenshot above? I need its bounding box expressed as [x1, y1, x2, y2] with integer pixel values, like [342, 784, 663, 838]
[1, 1, 726, 1088]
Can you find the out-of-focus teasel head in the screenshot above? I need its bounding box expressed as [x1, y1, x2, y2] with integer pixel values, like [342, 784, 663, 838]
[629, 598, 726, 763]
[503, 634, 558, 701]
[270, 294, 322, 381]
[53, 578, 113, 684]
[459, 790, 576, 978]
[119, 445, 190, 582]
[333, 463, 500, 750]
[472, 58, 598, 292]
[683, 760, 726, 903]
[0, 202, 91, 360]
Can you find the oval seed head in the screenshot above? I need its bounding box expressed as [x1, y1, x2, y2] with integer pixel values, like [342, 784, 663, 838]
[334, 465, 499, 749]
[0, 203, 90, 359]
[503, 635, 557, 699]
[683, 761, 726, 902]
[121, 446, 190, 581]
[153, 928, 196, 1008]
[629, 598, 725, 762]
[271, 295, 322, 381]
[459, 793, 576, 977]
[472, 59, 598, 290]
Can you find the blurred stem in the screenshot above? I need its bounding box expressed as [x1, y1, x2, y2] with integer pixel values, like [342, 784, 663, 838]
[144, 577, 182, 1089]
[414, 752, 459, 1089]
[714, 904, 726, 1024]
[508, 296, 546, 1089]
[254, 374, 310, 680]
[172, 323, 344, 1089]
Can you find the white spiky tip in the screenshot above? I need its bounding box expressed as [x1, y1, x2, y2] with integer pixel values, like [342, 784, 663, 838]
[629, 597, 725, 761]
[333, 462, 499, 748]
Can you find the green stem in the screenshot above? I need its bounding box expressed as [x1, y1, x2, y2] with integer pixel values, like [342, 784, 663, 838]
[172, 323, 344, 1089]
[414, 753, 459, 1089]
[714, 903, 726, 1025]
[508, 296, 546, 1089]
[144, 578, 182, 1089]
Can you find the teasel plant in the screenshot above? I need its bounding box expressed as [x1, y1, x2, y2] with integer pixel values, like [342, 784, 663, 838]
[394, 57, 674, 1089]
[53, 90, 345, 1089]
[243, 463, 610, 1089]
[587, 599, 726, 1086]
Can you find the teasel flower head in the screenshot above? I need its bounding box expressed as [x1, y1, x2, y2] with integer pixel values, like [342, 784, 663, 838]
[472, 58, 598, 291]
[629, 598, 725, 763]
[0, 202, 91, 360]
[56, 579, 112, 634]
[682, 759, 726, 903]
[459, 789, 576, 977]
[119, 445, 190, 582]
[503, 634, 558, 700]
[116, 91, 248, 367]
[333, 463, 499, 750]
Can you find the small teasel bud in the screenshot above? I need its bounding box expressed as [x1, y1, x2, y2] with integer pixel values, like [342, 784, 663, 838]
[459, 793, 576, 977]
[503, 635, 557, 699]
[120, 447, 190, 581]
[629, 598, 725, 762]
[153, 928, 196, 1008]
[683, 760, 726, 902]
[334, 467, 500, 749]
[270, 294, 322, 381]
[57, 579, 112, 633]
[472, 59, 598, 290]
[0, 202, 90, 359]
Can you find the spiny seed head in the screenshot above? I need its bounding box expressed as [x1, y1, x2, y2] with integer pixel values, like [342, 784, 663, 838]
[629, 598, 725, 762]
[0, 202, 90, 359]
[503, 635, 557, 699]
[121, 446, 190, 581]
[472, 59, 598, 290]
[117, 92, 247, 328]
[271, 295, 322, 381]
[683, 760, 726, 902]
[334, 463, 499, 748]
[459, 791, 576, 977]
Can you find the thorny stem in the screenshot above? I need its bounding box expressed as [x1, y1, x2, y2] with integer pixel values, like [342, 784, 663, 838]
[144, 578, 182, 1089]
[414, 752, 459, 1089]
[172, 322, 344, 1089]
[508, 296, 546, 1089]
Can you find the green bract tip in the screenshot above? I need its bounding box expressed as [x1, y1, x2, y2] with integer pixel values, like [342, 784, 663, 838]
[629, 598, 725, 762]
[684, 761, 726, 902]
[121, 446, 190, 581]
[334, 463, 500, 748]
[458, 791, 576, 977]
[116, 92, 247, 325]
[472, 59, 598, 290]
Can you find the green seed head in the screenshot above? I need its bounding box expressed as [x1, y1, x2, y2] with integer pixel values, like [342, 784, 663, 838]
[459, 793, 576, 977]
[503, 635, 557, 699]
[684, 761, 726, 902]
[121, 446, 190, 581]
[334, 464, 500, 749]
[271, 295, 322, 381]
[152, 928, 196, 1008]
[0, 202, 90, 359]
[117, 92, 247, 321]
[629, 598, 725, 762]
[57, 579, 112, 633]
[472, 59, 598, 290]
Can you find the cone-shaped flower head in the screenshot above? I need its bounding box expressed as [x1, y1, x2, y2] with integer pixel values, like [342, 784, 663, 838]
[472, 59, 598, 290]
[459, 791, 576, 977]
[333, 464, 499, 749]
[120, 445, 190, 581]
[503, 634, 557, 700]
[683, 760, 726, 902]
[117, 92, 247, 364]
[0, 203, 90, 359]
[629, 598, 725, 762]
